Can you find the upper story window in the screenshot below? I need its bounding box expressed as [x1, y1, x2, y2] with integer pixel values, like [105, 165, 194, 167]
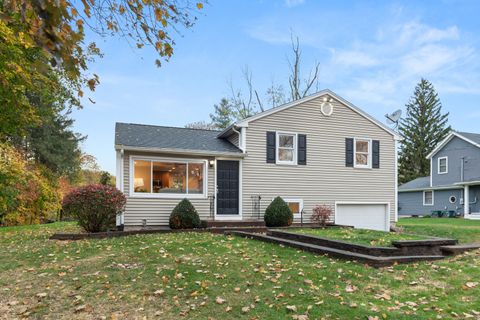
[132, 157, 206, 198]
[354, 138, 371, 168]
[438, 157, 448, 174]
[277, 132, 297, 165]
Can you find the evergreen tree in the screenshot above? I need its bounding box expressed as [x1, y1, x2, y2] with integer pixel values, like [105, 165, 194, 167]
[209, 98, 235, 129]
[398, 79, 451, 184]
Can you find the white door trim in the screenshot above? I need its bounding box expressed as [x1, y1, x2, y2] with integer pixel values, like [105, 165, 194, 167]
[214, 158, 243, 221]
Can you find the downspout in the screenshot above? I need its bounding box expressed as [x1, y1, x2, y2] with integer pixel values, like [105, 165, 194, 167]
[232, 126, 244, 152]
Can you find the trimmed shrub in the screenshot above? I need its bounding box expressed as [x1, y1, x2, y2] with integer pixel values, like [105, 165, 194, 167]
[264, 196, 293, 227]
[311, 205, 332, 226]
[200, 220, 208, 229]
[169, 199, 201, 229]
[62, 184, 126, 233]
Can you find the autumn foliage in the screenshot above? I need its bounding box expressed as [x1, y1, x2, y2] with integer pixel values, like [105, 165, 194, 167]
[0, 143, 61, 226]
[311, 205, 332, 226]
[62, 184, 126, 233]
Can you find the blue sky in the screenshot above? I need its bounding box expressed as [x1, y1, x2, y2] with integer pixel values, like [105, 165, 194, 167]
[73, 0, 480, 173]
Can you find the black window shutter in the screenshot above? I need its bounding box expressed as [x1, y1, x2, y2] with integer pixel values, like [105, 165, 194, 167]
[372, 140, 380, 168]
[345, 138, 354, 167]
[298, 134, 307, 165]
[266, 131, 276, 163]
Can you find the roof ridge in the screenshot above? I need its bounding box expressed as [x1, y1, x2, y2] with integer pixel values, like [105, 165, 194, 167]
[116, 122, 221, 133]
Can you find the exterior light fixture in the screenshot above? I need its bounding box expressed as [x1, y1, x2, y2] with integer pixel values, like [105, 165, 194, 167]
[209, 160, 215, 167]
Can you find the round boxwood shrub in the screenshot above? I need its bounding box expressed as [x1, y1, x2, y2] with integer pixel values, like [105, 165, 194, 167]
[264, 196, 293, 227]
[62, 184, 126, 233]
[169, 198, 201, 229]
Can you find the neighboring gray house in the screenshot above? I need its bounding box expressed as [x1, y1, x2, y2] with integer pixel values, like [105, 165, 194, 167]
[115, 89, 400, 231]
[398, 131, 480, 219]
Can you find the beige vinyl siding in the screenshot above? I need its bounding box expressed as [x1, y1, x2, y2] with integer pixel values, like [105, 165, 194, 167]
[122, 151, 214, 226]
[227, 132, 239, 147]
[241, 94, 396, 224]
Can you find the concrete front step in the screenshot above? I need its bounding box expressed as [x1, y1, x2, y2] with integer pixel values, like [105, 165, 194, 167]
[440, 243, 480, 255]
[229, 231, 444, 268]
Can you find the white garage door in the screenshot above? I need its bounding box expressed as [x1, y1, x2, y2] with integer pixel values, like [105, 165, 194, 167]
[335, 203, 389, 231]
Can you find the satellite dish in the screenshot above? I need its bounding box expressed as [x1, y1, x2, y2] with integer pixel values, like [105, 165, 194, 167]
[385, 109, 402, 127]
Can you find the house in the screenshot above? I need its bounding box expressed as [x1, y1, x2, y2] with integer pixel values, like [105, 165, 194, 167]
[398, 131, 480, 219]
[114, 89, 400, 231]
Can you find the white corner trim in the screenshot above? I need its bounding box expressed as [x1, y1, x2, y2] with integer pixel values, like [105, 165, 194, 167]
[430, 158, 433, 187]
[423, 190, 434, 206]
[353, 137, 372, 169]
[241, 127, 247, 153]
[235, 89, 400, 140]
[276, 131, 298, 165]
[115, 149, 124, 193]
[394, 140, 398, 222]
[437, 156, 448, 174]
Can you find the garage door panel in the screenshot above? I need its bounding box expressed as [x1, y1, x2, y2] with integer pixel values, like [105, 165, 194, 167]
[336, 203, 389, 231]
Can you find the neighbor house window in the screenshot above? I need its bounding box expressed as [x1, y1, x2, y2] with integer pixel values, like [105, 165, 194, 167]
[277, 132, 297, 164]
[423, 190, 434, 206]
[438, 157, 448, 174]
[133, 158, 206, 197]
[283, 198, 303, 218]
[354, 138, 371, 168]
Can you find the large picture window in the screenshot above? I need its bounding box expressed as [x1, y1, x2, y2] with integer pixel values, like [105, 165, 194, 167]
[354, 138, 371, 168]
[132, 158, 206, 197]
[277, 132, 297, 165]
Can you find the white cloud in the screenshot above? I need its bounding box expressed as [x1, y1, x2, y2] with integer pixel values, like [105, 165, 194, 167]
[325, 21, 479, 109]
[284, 0, 305, 8]
[332, 50, 379, 67]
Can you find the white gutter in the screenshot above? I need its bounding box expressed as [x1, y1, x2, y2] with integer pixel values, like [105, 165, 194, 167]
[114, 145, 245, 158]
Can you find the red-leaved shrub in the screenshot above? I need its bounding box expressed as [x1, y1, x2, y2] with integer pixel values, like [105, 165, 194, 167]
[311, 205, 332, 226]
[62, 184, 126, 233]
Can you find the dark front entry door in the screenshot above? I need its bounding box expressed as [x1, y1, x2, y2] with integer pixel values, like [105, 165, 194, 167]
[216, 160, 239, 215]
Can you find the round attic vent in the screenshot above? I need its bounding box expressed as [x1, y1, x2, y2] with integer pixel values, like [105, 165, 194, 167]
[321, 97, 334, 116]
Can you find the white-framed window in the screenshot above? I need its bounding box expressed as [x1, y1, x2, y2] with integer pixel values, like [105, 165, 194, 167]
[276, 132, 297, 165]
[282, 198, 303, 218]
[354, 138, 371, 168]
[131, 156, 207, 198]
[423, 190, 434, 206]
[438, 157, 448, 174]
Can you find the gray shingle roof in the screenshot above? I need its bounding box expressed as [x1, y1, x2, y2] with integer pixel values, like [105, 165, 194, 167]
[398, 176, 430, 190]
[115, 123, 242, 154]
[458, 131, 480, 145]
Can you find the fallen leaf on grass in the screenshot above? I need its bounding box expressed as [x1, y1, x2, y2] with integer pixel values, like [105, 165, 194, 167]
[345, 285, 358, 293]
[36, 292, 47, 298]
[465, 282, 478, 289]
[154, 289, 165, 296]
[216, 297, 226, 304]
[286, 305, 297, 312]
[241, 306, 250, 313]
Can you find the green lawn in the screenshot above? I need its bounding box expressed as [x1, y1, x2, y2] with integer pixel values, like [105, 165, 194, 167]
[398, 217, 480, 244]
[289, 227, 425, 247]
[0, 223, 479, 319]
